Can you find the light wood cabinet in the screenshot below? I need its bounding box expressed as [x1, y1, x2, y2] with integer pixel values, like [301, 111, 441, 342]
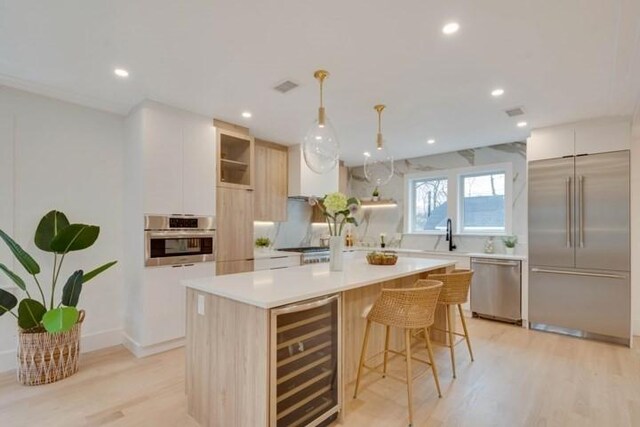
[339, 164, 349, 194]
[216, 186, 254, 265]
[254, 140, 288, 222]
[217, 127, 254, 190]
[216, 260, 254, 275]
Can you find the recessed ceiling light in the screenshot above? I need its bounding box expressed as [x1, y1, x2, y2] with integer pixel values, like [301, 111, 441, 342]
[427, 139, 436, 144]
[517, 121, 528, 127]
[363, 151, 371, 157]
[241, 111, 252, 118]
[491, 88, 505, 97]
[114, 68, 129, 78]
[442, 22, 460, 35]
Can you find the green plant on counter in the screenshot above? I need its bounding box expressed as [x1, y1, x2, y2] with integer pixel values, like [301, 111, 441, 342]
[255, 237, 271, 248]
[0, 210, 117, 333]
[502, 235, 518, 248]
[372, 187, 379, 197]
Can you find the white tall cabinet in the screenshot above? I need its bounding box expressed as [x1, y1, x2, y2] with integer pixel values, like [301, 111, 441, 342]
[124, 101, 216, 357]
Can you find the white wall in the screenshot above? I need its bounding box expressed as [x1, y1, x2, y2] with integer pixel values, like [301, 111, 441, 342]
[631, 113, 640, 338]
[0, 86, 124, 372]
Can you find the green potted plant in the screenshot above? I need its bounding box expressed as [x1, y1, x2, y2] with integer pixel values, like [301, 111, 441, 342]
[255, 237, 271, 251]
[502, 235, 518, 255]
[0, 210, 117, 385]
[372, 186, 380, 202]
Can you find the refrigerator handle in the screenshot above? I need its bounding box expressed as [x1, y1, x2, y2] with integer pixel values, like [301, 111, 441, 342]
[565, 177, 572, 248]
[578, 175, 584, 248]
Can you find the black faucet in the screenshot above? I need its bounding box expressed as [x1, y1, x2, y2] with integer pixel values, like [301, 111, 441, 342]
[446, 218, 456, 251]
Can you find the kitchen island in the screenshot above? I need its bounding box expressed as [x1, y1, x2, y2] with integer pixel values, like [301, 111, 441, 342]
[184, 256, 455, 426]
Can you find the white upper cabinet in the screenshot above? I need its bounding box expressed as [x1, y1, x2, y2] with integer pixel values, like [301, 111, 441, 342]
[527, 125, 575, 162]
[528, 117, 631, 162]
[138, 102, 216, 216]
[574, 118, 631, 155]
[288, 144, 338, 197]
[183, 118, 216, 215]
[143, 105, 184, 214]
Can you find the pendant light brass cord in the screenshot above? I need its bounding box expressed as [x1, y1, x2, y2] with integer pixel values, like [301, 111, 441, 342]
[374, 104, 385, 149]
[314, 70, 329, 126]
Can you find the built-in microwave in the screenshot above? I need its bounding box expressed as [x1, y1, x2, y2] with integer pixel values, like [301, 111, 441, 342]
[144, 215, 215, 267]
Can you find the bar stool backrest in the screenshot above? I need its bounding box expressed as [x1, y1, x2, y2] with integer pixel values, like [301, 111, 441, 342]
[428, 269, 474, 304]
[367, 280, 443, 329]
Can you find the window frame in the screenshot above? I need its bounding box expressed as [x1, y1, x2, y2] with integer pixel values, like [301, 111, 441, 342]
[404, 163, 513, 236]
[404, 172, 450, 235]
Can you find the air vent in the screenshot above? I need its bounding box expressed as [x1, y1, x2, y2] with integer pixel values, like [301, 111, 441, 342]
[274, 80, 299, 94]
[505, 107, 525, 117]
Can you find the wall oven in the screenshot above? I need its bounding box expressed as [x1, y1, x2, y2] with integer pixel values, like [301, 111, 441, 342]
[144, 215, 215, 267]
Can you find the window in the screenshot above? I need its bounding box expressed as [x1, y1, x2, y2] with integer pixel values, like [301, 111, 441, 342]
[405, 164, 512, 235]
[459, 171, 506, 233]
[410, 177, 448, 232]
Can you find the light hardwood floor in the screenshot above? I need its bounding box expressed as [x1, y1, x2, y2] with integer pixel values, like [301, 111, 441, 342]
[1, 318, 639, 427]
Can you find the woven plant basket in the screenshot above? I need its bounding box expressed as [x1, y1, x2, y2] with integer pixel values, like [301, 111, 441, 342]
[16, 310, 85, 386]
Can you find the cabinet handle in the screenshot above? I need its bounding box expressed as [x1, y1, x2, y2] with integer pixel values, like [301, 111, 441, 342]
[171, 264, 183, 268]
[183, 263, 195, 267]
[271, 294, 340, 315]
[531, 268, 626, 279]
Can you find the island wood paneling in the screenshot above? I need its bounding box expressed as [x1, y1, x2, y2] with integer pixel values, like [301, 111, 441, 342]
[186, 289, 270, 426]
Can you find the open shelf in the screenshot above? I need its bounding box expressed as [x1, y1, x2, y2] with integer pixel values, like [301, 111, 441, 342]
[220, 158, 249, 169]
[361, 199, 398, 208]
[217, 129, 253, 187]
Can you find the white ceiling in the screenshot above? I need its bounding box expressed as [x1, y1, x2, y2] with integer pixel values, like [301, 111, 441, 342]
[2, 0, 640, 165]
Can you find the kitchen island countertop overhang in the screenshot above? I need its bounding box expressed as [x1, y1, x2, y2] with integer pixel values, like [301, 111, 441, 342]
[182, 257, 457, 308]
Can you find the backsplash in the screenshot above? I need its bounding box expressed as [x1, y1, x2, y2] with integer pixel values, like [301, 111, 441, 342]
[254, 199, 329, 249]
[348, 142, 527, 255]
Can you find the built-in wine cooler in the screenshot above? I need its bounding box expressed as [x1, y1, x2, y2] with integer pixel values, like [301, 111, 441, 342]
[270, 294, 341, 427]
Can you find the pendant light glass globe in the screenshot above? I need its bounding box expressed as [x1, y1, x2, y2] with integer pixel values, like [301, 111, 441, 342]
[364, 144, 394, 186]
[363, 104, 394, 186]
[303, 115, 339, 174]
[303, 70, 339, 174]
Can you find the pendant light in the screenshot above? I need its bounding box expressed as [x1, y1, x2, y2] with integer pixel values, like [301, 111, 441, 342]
[303, 70, 340, 174]
[364, 104, 394, 186]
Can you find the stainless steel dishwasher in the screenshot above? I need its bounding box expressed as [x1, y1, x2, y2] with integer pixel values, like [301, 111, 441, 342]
[470, 257, 522, 324]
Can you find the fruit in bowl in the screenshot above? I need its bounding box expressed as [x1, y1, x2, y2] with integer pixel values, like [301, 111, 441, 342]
[366, 251, 398, 266]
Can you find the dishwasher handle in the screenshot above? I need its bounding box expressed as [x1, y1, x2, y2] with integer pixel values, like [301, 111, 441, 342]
[471, 259, 520, 267]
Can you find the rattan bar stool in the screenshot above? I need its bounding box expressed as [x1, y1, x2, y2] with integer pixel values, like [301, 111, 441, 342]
[428, 269, 474, 379]
[353, 280, 443, 427]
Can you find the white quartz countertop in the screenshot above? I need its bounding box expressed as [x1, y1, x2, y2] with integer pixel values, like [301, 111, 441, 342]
[348, 247, 526, 261]
[184, 256, 456, 309]
[253, 249, 302, 260]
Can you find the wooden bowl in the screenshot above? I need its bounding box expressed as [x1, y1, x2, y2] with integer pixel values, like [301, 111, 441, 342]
[366, 251, 398, 266]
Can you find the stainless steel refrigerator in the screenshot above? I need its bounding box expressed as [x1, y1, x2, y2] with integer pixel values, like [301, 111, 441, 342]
[528, 150, 631, 345]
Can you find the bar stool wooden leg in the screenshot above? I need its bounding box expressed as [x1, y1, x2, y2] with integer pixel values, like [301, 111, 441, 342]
[404, 329, 414, 427]
[423, 328, 442, 398]
[446, 304, 456, 378]
[382, 325, 391, 377]
[458, 304, 474, 362]
[354, 320, 372, 398]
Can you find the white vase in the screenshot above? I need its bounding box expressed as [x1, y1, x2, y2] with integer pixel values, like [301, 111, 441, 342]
[505, 247, 515, 255]
[329, 236, 344, 271]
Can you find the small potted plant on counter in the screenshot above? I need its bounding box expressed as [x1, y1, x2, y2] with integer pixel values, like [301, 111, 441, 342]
[372, 187, 380, 202]
[255, 237, 271, 251]
[0, 210, 117, 385]
[502, 235, 518, 255]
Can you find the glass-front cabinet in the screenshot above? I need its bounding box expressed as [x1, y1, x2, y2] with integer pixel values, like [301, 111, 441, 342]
[270, 294, 341, 427]
[216, 127, 254, 189]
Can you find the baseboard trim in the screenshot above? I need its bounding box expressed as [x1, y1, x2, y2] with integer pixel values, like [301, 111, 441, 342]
[0, 327, 124, 373]
[121, 333, 185, 358]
